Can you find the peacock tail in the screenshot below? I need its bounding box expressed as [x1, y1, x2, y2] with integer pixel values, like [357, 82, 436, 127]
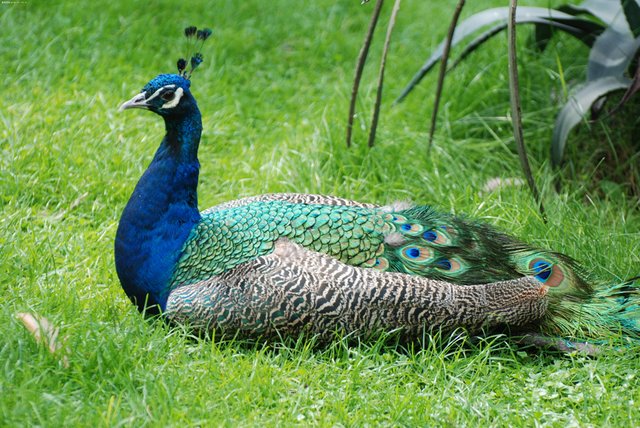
[509, 248, 640, 340]
[542, 276, 640, 340]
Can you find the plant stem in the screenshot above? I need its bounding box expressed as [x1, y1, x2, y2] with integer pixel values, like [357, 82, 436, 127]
[507, 0, 546, 221]
[428, 0, 466, 154]
[347, 0, 384, 148]
[368, 0, 401, 148]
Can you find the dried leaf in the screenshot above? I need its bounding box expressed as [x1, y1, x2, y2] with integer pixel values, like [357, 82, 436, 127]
[16, 312, 69, 367]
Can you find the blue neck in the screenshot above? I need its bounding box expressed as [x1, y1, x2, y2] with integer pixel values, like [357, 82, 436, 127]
[115, 110, 203, 312]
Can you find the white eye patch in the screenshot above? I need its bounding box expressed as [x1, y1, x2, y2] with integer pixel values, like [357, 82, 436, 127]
[161, 87, 184, 109]
[145, 84, 176, 103]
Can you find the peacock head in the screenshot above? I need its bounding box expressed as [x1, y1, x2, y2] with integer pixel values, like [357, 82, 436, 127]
[119, 74, 196, 118]
[119, 26, 212, 118]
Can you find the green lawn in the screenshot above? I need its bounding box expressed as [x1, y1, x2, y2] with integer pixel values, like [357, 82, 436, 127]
[2, 0, 640, 426]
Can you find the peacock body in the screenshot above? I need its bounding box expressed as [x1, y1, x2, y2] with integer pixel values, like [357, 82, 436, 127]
[115, 28, 640, 347]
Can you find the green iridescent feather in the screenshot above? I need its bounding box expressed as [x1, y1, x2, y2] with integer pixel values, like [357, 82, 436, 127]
[170, 200, 392, 288]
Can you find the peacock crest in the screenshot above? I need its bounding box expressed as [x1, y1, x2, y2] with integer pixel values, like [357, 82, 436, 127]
[177, 26, 212, 79]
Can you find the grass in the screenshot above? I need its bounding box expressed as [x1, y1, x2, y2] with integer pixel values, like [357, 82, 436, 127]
[1, 0, 640, 425]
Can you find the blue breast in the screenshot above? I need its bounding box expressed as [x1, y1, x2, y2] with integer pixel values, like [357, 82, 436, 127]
[115, 104, 202, 312]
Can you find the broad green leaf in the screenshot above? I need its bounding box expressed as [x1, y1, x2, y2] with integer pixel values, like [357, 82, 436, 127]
[574, 0, 622, 28]
[551, 75, 631, 166]
[622, 0, 640, 37]
[613, 59, 640, 112]
[572, 0, 638, 81]
[449, 18, 600, 73]
[587, 9, 639, 80]
[533, 16, 603, 51]
[396, 7, 603, 103]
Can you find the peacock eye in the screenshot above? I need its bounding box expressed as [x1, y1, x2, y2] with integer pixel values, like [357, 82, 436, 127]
[161, 91, 176, 101]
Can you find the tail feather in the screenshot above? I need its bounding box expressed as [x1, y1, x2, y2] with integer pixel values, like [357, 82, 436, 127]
[508, 248, 640, 340]
[597, 279, 640, 336]
[378, 205, 640, 342]
[378, 205, 524, 284]
[541, 276, 640, 340]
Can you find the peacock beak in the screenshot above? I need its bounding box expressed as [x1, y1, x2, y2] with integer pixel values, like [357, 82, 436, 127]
[119, 92, 150, 111]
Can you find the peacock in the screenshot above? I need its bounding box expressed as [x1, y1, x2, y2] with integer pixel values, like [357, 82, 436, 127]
[115, 26, 640, 348]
